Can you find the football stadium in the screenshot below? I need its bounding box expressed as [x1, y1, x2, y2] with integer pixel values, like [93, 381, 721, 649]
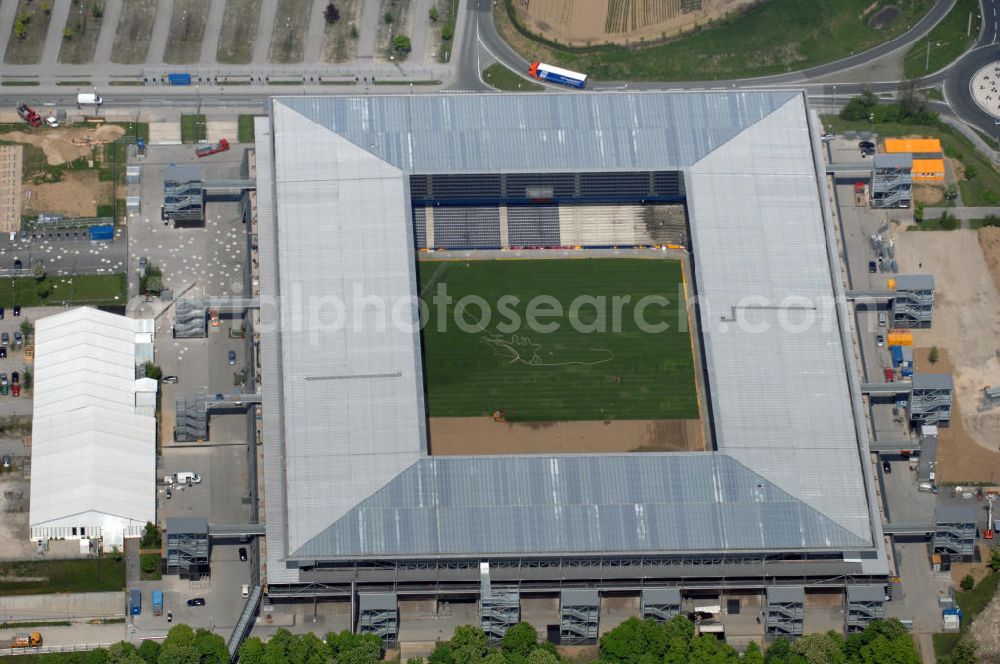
[254, 90, 887, 642]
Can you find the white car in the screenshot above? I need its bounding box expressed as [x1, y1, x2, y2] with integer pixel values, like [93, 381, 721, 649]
[241, 584, 250, 598]
[45, 117, 59, 128]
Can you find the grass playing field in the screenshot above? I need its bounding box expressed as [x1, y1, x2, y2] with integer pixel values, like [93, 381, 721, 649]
[418, 259, 698, 421]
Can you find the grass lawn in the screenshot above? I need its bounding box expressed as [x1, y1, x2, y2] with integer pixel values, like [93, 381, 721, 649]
[238, 115, 257, 143]
[0, 558, 125, 596]
[483, 63, 543, 92]
[58, 6, 103, 64]
[140, 553, 162, 581]
[180, 115, 208, 143]
[110, 0, 155, 64]
[495, 0, 933, 81]
[217, 0, 261, 64]
[823, 115, 1000, 206]
[934, 571, 1000, 659]
[4, 0, 53, 65]
[164, 0, 210, 64]
[0, 274, 126, 308]
[418, 259, 697, 421]
[903, 0, 980, 78]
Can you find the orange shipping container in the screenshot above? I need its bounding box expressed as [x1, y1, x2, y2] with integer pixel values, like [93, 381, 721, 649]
[888, 332, 913, 346]
[883, 138, 943, 154]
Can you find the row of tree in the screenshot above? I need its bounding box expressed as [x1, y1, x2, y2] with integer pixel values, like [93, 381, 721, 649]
[35, 624, 226, 663]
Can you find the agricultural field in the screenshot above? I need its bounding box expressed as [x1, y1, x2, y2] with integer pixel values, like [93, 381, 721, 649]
[268, 0, 312, 63]
[321, 0, 362, 62]
[110, 0, 155, 63]
[496, 0, 934, 81]
[217, 0, 262, 64]
[4, 0, 53, 65]
[164, 0, 210, 65]
[59, 3, 104, 64]
[418, 259, 698, 422]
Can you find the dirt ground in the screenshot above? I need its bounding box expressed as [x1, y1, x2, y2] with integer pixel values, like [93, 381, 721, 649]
[912, 185, 944, 205]
[110, 0, 156, 64]
[894, 228, 1000, 482]
[164, 0, 210, 64]
[514, 0, 757, 46]
[322, 0, 362, 62]
[0, 126, 124, 166]
[216, 0, 262, 64]
[429, 417, 703, 455]
[22, 171, 110, 218]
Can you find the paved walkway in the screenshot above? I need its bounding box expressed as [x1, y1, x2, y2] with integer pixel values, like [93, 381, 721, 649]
[303, 0, 327, 63]
[0, 592, 125, 621]
[924, 206, 1000, 220]
[125, 537, 140, 590]
[410, 0, 434, 64]
[42, 0, 71, 65]
[147, 0, 175, 65]
[356, 0, 380, 59]
[92, 0, 124, 65]
[0, 0, 16, 63]
[251, 0, 279, 64]
[200, 0, 226, 64]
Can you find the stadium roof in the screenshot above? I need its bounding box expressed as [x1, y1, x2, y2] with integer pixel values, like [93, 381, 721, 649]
[29, 308, 156, 537]
[260, 92, 882, 578]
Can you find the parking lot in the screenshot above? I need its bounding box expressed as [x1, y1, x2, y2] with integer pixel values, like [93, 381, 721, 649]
[0, 230, 126, 276]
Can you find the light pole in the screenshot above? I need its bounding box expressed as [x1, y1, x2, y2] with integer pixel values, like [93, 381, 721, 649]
[196, 84, 201, 116]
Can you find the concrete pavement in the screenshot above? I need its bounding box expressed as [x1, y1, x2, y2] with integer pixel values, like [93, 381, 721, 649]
[92, 0, 124, 65]
[0, 0, 18, 65]
[0, 592, 125, 622]
[200, 0, 227, 65]
[356, 0, 381, 59]
[924, 206, 1000, 220]
[251, 0, 280, 64]
[303, 0, 327, 64]
[410, 0, 435, 64]
[146, 0, 175, 66]
[43, 1, 72, 65]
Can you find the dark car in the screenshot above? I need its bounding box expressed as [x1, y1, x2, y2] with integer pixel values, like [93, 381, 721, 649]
[239, 547, 247, 562]
[0, 307, 5, 320]
[162, 375, 178, 384]
[0, 347, 7, 359]
[186, 598, 206, 607]
[882, 461, 892, 474]
[858, 141, 875, 150]
[228, 350, 236, 365]
[868, 261, 877, 273]
[12, 372, 20, 385]
[13, 259, 21, 271]
[14, 305, 20, 317]
[166, 611, 173, 623]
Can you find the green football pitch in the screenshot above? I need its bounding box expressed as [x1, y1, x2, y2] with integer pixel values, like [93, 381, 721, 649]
[418, 259, 699, 421]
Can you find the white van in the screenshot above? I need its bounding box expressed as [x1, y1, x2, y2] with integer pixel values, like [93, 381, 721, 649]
[77, 92, 102, 106]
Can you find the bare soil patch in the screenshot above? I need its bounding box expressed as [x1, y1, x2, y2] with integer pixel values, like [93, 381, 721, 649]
[515, 0, 758, 46]
[894, 229, 1000, 472]
[22, 171, 111, 218]
[912, 185, 944, 205]
[429, 417, 703, 455]
[217, 0, 261, 64]
[110, 0, 155, 63]
[164, 0, 210, 65]
[268, 0, 312, 63]
[59, 6, 103, 63]
[322, 0, 362, 62]
[0, 126, 125, 166]
[867, 5, 899, 28]
[4, 0, 52, 64]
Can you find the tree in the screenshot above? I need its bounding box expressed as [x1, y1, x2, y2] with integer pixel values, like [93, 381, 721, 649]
[938, 211, 958, 230]
[841, 91, 879, 122]
[325, 2, 340, 23]
[790, 632, 845, 664]
[941, 638, 978, 664]
[157, 644, 200, 664]
[525, 650, 559, 664]
[91, 2, 103, 18]
[442, 21, 454, 40]
[742, 641, 764, 664]
[327, 630, 383, 663]
[137, 639, 160, 664]
[989, 548, 1000, 572]
[502, 623, 538, 660]
[960, 573, 973, 590]
[288, 632, 327, 664]
[600, 618, 671, 664]
[384, 11, 393, 23]
[32, 262, 45, 280]
[87, 649, 110, 664]
[193, 628, 228, 663]
[429, 6, 439, 21]
[238, 637, 266, 664]
[450, 626, 489, 664]
[428, 643, 455, 664]
[41, 2, 51, 15]
[144, 362, 163, 381]
[22, 368, 31, 391]
[20, 319, 33, 336]
[161, 624, 195, 653]
[108, 642, 144, 664]
[407, 659, 424, 664]
[63, 27, 74, 39]
[392, 34, 411, 53]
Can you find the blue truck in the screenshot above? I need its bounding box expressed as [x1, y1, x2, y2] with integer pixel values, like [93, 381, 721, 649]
[167, 73, 192, 86]
[152, 590, 163, 616]
[129, 589, 141, 616]
[527, 62, 587, 89]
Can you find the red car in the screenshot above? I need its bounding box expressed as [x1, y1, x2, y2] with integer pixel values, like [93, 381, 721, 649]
[884, 368, 895, 383]
[12, 384, 20, 397]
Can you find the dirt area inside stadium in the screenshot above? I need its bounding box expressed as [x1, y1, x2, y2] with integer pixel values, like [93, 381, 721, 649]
[429, 417, 704, 455]
[893, 228, 1000, 482]
[512, 0, 758, 46]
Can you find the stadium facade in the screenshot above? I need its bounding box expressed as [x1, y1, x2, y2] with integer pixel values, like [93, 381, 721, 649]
[254, 91, 887, 610]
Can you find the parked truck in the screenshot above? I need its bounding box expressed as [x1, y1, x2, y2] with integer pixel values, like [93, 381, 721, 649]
[165, 471, 201, 485]
[129, 589, 141, 616]
[16, 103, 42, 128]
[152, 590, 164, 616]
[4, 632, 42, 648]
[195, 138, 230, 158]
[77, 92, 103, 106]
